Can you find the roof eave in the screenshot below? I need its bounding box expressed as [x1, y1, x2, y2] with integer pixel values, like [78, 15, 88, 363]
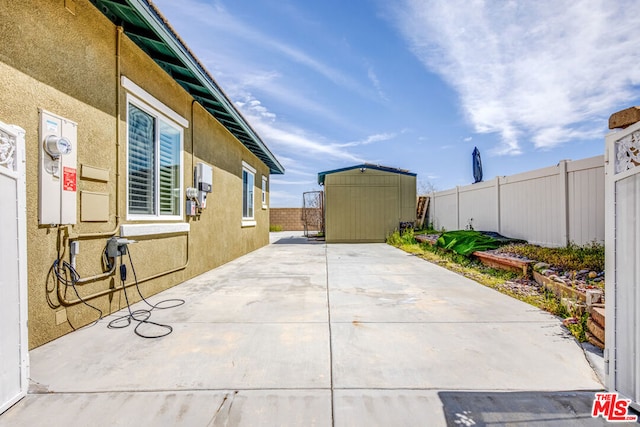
[102, 0, 285, 174]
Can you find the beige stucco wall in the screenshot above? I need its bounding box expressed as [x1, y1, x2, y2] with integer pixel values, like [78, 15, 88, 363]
[1, 0, 271, 348]
[324, 169, 416, 243]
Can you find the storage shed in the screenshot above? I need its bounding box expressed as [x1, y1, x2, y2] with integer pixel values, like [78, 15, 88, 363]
[318, 164, 416, 243]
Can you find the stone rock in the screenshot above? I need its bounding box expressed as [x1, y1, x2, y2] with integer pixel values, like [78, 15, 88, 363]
[586, 289, 603, 306]
[534, 262, 550, 271]
[588, 271, 598, 279]
[609, 106, 640, 129]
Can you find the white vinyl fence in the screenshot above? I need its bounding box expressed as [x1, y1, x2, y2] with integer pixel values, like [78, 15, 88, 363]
[429, 155, 604, 247]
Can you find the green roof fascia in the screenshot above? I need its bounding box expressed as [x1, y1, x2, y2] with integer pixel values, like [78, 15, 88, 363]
[95, 0, 284, 174]
[318, 164, 416, 185]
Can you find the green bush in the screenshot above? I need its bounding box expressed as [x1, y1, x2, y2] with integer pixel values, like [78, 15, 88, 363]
[269, 225, 283, 232]
[387, 229, 416, 246]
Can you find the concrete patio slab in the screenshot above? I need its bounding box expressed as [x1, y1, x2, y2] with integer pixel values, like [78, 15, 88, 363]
[1, 390, 332, 427]
[331, 321, 601, 390]
[334, 390, 446, 427]
[29, 322, 330, 392]
[0, 232, 612, 426]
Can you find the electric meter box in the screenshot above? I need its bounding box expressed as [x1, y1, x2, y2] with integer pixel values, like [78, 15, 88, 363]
[39, 110, 78, 225]
[195, 162, 213, 208]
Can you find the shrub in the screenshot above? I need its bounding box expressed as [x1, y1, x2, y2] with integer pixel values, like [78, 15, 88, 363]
[498, 242, 604, 272]
[387, 229, 416, 246]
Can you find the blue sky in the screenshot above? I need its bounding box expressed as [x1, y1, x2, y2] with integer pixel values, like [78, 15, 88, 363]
[154, 0, 640, 207]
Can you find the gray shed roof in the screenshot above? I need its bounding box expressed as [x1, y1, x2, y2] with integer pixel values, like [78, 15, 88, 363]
[318, 164, 416, 185]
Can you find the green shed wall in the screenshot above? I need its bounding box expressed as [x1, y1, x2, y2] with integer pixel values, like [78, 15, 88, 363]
[324, 169, 416, 243]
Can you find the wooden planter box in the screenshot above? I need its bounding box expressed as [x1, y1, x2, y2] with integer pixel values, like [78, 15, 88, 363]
[587, 306, 605, 349]
[473, 251, 532, 276]
[532, 271, 587, 303]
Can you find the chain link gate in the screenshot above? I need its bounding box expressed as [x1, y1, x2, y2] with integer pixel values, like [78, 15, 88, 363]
[302, 191, 324, 238]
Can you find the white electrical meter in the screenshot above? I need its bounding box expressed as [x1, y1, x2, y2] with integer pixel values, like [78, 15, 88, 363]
[39, 110, 78, 225]
[44, 135, 73, 158]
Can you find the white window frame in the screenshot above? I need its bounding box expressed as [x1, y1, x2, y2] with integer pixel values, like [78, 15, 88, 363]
[262, 175, 268, 209]
[242, 161, 256, 227]
[124, 79, 187, 221]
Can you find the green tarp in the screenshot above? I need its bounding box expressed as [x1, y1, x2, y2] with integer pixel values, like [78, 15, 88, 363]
[436, 230, 502, 256]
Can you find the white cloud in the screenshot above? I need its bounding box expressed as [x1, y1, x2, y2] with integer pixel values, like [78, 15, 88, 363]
[367, 65, 388, 101]
[280, 167, 316, 177]
[157, 0, 370, 96]
[269, 189, 303, 207]
[388, 0, 640, 154]
[270, 179, 317, 185]
[229, 76, 356, 130]
[338, 132, 396, 147]
[236, 95, 367, 163]
[153, 0, 372, 131]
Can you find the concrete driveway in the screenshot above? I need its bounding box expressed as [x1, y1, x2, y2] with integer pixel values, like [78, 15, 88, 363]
[0, 232, 611, 426]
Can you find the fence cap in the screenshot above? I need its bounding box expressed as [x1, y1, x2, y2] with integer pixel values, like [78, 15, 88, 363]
[609, 106, 640, 129]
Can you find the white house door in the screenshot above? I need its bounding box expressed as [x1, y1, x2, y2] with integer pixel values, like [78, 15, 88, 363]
[605, 121, 640, 410]
[0, 123, 28, 414]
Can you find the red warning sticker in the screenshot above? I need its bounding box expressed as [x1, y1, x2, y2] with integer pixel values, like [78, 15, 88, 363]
[63, 167, 77, 192]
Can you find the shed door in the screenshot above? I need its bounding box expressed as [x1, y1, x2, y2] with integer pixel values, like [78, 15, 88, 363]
[0, 124, 28, 414]
[605, 122, 640, 409]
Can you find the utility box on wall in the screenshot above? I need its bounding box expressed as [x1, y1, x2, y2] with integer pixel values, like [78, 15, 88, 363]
[39, 110, 77, 225]
[195, 162, 213, 209]
[318, 164, 417, 243]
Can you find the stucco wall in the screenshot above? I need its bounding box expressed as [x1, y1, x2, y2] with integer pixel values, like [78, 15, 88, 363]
[1, 0, 271, 348]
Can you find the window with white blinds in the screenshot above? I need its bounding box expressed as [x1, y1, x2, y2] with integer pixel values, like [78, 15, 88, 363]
[242, 163, 255, 220]
[261, 176, 268, 208]
[127, 98, 183, 220]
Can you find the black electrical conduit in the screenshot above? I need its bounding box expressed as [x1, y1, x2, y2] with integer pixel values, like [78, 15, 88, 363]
[106, 250, 184, 339]
[56, 231, 189, 306]
[53, 240, 185, 338]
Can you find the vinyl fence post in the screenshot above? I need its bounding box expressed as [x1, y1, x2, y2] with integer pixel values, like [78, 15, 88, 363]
[559, 160, 569, 246]
[456, 185, 460, 230]
[495, 177, 501, 235]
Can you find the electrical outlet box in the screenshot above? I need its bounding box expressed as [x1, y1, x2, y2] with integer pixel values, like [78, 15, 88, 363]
[186, 199, 197, 216]
[106, 237, 119, 258]
[39, 110, 77, 225]
[55, 309, 67, 325]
